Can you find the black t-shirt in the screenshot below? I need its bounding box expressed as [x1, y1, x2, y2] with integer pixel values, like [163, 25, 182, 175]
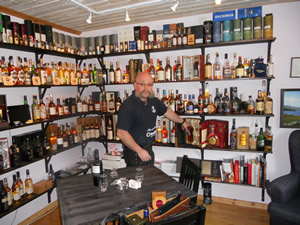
[117, 91, 167, 147]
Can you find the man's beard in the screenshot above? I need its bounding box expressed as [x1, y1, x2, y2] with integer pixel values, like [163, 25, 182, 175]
[135, 90, 155, 99]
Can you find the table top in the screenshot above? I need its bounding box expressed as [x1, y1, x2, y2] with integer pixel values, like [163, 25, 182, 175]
[56, 165, 197, 225]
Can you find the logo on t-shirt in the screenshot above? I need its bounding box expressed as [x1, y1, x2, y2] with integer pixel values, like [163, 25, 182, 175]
[146, 127, 156, 138]
[151, 106, 156, 113]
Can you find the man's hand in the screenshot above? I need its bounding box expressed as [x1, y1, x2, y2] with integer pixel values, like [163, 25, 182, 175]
[181, 121, 191, 133]
[137, 149, 152, 162]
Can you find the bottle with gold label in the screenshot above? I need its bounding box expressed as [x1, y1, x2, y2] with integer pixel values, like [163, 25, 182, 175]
[81, 63, 89, 85]
[240, 131, 247, 147]
[32, 94, 40, 121]
[16, 171, 24, 199]
[213, 52, 222, 80]
[156, 120, 162, 143]
[231, 53, 238, 78]
[264, 92, 273, 115]
[25, 169, 33, 196]
[207, 124, 219, 148]
[235, 56, 244, 78]
[4, 178, 12, 206]
[256, 90, 264, 115]
[204, 54, 212, 80]
[207, 94, 217, 114]
[11, 174, 20, 203]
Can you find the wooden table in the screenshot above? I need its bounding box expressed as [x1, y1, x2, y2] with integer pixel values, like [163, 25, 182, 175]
[56, 165, 197, 225]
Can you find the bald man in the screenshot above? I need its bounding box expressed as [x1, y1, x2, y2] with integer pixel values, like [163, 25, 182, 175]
[117, 72, 190, 167]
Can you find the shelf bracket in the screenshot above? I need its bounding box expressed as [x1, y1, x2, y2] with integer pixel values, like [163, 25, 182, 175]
[144, 52, 150, 63]
[81, 142, 88, 156]
[41, 121, 50, 131]
[100, 136, 108, 153]
[38, 86, 49, 100]
[97, 84, 105, 93]
[97, 56, 104, 69]
[265, 116, 270, 128]
[78, 86, 86, 96]
[45, 155, 52, 173]
[47, 187, 54, 203]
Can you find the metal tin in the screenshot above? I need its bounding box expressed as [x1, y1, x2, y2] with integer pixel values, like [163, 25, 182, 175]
[65, 35, 72, 48]
[95, 36, 102, 54]
[2, 15, 11, 30]
[213, 21, 221, 43]
[204, 20, 213, 43]
[264, 13, 273, 38]
[88, 37, 95, 55]
[253, 16, 262, 39]
[72, 36, 77, 49]
[102, 35, 110, 46]
[45, 25, 53, 44]
[79, 37, 88, 55]
[243, 18, 252, 40]
[24, 19, 33, 36]
[53, 31, 59, 45]
[223, 20, 233, 42]
[233, 19, 241, 41]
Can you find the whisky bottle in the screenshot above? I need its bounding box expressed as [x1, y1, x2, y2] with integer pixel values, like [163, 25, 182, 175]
[165, 56, 172, 81]
[230, 119, 237, 149]
[81, 63, 89, 85]
[161, 90, 168, 106]
[207, 125, 219, 148]
[62, 125, 69, 148]
[214, 88, 222, 114]
[64, 63, 70, 85]
[109, 62, 115, 84]
[149, 58, 156, 82]
[257, 128, 265, 151]
[157, 61, 165, 82]
[3, 178, 12, 206]
[92, 149, 103, 187]
[51, 62, 58, 82]
[231, 53, 238, 79]
[172, 31, 177, 47]
[177, 94, 185, 114]
[0, 180, 8, 211]
[58, 61, 65, 85]
[193, 58, 200, 80]
[116, 92, 122, 112]
[267, 55, 274, 78]
[48, 164, 55, 185]
[17, 57, 25, 85]
[63, 98, 70, 115]
[32, 95, 41, 121]
[75, 63, 81, 84]
[57, 126, 63, 150]
[156, 120, 162, 143]
[9, 56, 18, 85]
[213, 52, 222, 79]
[9, 137, 22, 167]
[46, 63, 52, 85]
[247, 95, 255, 114]
[204, 54, 212, 80]
[88, 63, 93, 84]
[43, 135, 51, 156]
[186, 95, 194, 114]
[56, 98, 64, 116]
[222, 88, 231, 114]
[40, 59, 47, 85]
[24, 137, 34, 161]
[198, 88, 205, 114]
[88, 95, 94, 112]
[49, 131, 58, 152]
[168, 90, 175, 111]
[156, 59, 160, 75]
[236, 56, 244, 79]
[223, 53, 232, 79]
[102, 61, 108, 84]
[262, 80, 267, 99]
[66, 123, 74, 145]
[23, 58, 30, 85]
[264, 126, 273, 153]
[108, 94, 115, 112]
[175, 56, 182, 81]
[49, 94, 57, 119]
[231, 92, 240, 114]
[115, 61, 122, 84]
[255, 90, 264, 115]
[101, 92, 108, 113]
[239, 94, 248, 114]
[171, 122, 176, 144]
[33, 134, 44, 158]
[107, 120, 113, 140]
[12, 174, 21, 203]
[207, 94, 217, 114]
[25, 169, 33, 196]
[264, 92, 273, 115]
[182, 28, 188, 46]
[162, 121, 168, 144]
[82, 96, 88, 113]
[76, 92, 83, 113]
[16, 171, 24, 198]
[243, 58, 249, 78]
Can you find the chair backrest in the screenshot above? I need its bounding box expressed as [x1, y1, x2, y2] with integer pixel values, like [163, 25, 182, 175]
[289, 130, 300, 174]
[157, 205, 206, 225]
[179, 155, 201, 194]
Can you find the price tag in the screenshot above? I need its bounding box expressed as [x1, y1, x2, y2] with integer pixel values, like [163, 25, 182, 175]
[32, 77, 41, 86]
[3, 76, 13, 86]
[53, 77, 60, 85]
[71, 78, 78, 85]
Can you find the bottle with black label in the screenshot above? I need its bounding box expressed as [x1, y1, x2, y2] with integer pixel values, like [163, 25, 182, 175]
[92, 149, 103, 187]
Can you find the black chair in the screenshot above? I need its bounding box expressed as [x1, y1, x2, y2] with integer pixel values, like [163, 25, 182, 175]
[267, 130, 300, 225]
[179, 155, 202, 203]
[156, 204, 206, 225]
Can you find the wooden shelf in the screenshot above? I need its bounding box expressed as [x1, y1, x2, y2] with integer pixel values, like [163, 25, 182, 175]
[202, 179, 263, 188]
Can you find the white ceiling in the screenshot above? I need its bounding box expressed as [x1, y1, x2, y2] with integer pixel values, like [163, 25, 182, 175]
[0, 0, 298, 33]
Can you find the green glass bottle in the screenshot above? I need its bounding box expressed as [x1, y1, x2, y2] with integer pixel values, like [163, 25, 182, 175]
[257, 128, 265, 151]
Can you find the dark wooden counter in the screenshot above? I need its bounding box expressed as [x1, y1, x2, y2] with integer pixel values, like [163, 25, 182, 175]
[56, 165, 196, 225]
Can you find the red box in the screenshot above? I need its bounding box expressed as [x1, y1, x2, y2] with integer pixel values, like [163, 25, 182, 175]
[210, 120, 229, 149]
[140, 26, 149, 42]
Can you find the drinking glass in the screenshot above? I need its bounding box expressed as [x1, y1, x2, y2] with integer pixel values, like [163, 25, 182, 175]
[135, 167, 144, 184]
[100, 174, 108, 192]
[110, 168, 118, 185]
[119, 177, 128, 193]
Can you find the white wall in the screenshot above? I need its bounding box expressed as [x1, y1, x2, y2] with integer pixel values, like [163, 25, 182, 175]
[1, 1, 300, 224]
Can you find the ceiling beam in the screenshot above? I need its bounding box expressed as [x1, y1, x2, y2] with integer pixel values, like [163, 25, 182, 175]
[0, 5, 81, 35]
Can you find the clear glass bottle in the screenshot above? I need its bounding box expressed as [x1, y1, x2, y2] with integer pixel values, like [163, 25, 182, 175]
[213, 52, 222, 79]
[25, 169, 33, 196]
[223, 53, 232, 79]
[247, 95, 255, 114]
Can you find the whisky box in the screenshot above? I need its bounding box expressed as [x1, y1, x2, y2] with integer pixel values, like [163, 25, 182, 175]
[33, 180, 53, 195]
[134, 26, 140, 40]
[65, 35, 72, 51]
[40, 25, 46, 48]
[45, 25, 53, 45]
[163, 24, 170, 34]
[210, 120, 229, 149]
[237, 127, 250, 149]
[34, 23, 41, 45]
[199, 120, 209, 148]
[12, 22, 20, 44]
[128, 27, 135, 41]
[140, 26, 149, 42]
[88, 37, 95, 55]
[2, 15, 11, 30]
[58, 33, 65, 48]
[191, 25, 204, 44]
[169, 24, 177, 34]
[238, 6, 262, 19]
[156, 30, 163, 42]
[24, 19, 33, 36]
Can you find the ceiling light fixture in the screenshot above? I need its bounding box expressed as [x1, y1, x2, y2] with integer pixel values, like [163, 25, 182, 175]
[171, 1, 179, 12]
[215, 0, 222, 5]
[125, 9, 131, 22]
[86, 11, 92, 24]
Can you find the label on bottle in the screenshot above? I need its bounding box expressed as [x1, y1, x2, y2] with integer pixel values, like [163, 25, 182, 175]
[33, 107, 41, 120]
[58, 107, 64, 116]
[63, 140, 68, 148]
[63, 106, 69, 115]
[178, 37, 182, 46]
[82, 104, 88, 112]
[11, 70, 18, 84]
[92, 165, 100, 174]
[257, 138, 265, 148]
[95, 103, 101, 111]
[7, 191, 12, 205]
[49, 106, 56, 116]
[230, 135, 237, 148]
[205, 65, 212, 79]
[165, 70, 171, 81]
[186, 105, 194, 114]
[13, 188, 20, 201]
[171, 132, 175, 144]
[57, 137, 63, 145]
[74, 135, 80, 143]
[77, 102, 83, 113]
[109, 71, 115, 83]
[193, 106, 199, 114]
[90, 129, 95, 139]
[264, 101, 273, 114]
[26, 183, 33, 195]
[176, 68, 182, 80]
[95, 129, 100, 138]
[208, 136, 216, 146]
[267, 64, 274, 77]
[157, 71, 165, 81]
[264, 135, 272, 152]
[107, 130, 113, 140]
[115, 71, 122, 82]
[256, 102, 264, 112]
[18, 71, 25, 84]
[86, 129, 91, 139]
[236, 68, 244, 77]
[2, 196, 8, 204]
[162, 136, 168, 144]
[41, 70, 47, 85]
[207, 104, 215, 114]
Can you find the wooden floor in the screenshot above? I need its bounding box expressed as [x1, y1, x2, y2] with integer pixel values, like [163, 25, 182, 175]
[31, 201, 269, 225]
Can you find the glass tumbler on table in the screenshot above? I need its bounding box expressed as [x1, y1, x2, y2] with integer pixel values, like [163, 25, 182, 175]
[135, 167, 144, 185]
[99, 174, 108, 192]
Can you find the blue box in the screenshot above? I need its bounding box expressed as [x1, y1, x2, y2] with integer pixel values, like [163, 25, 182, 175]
[163, 24, 170, 34]
[213, 10, 235, 22]
[238, 6, 262, 19]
